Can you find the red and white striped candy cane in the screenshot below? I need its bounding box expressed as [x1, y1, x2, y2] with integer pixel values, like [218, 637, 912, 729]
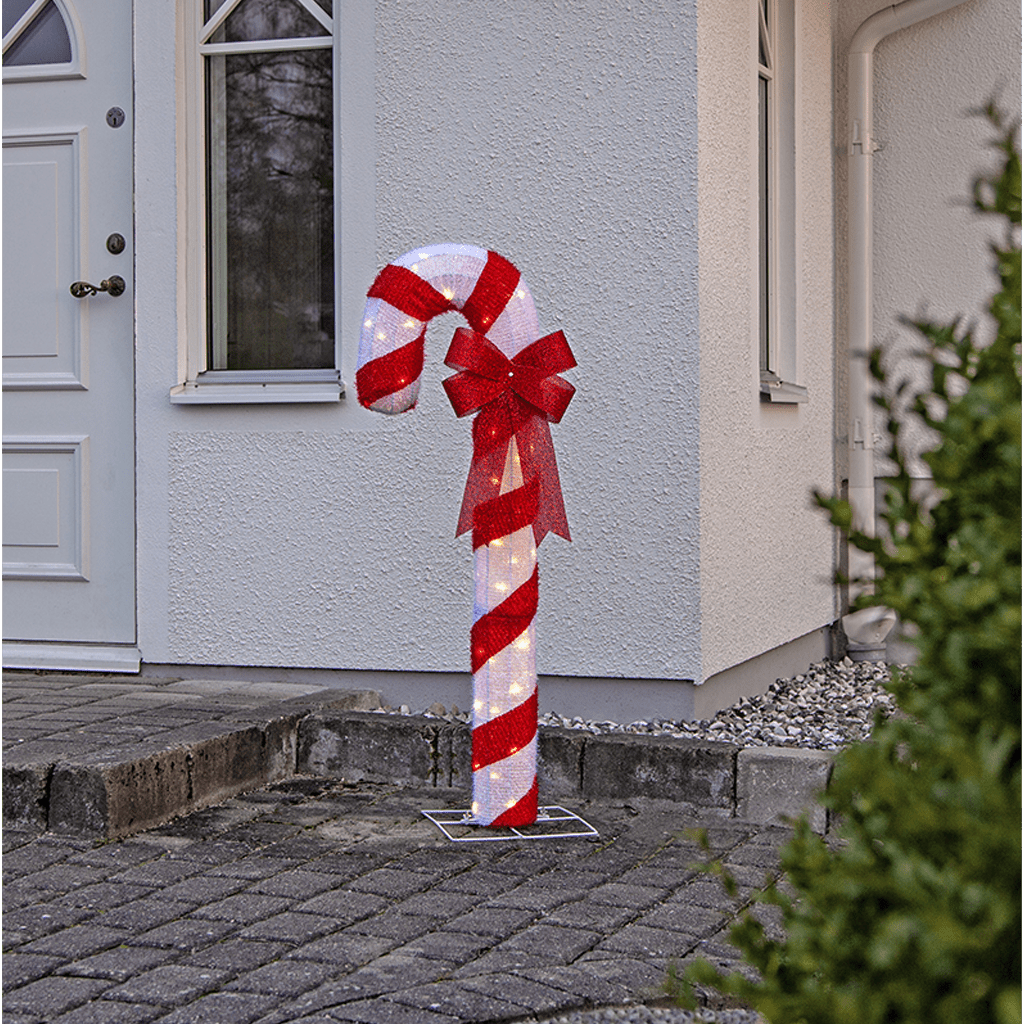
[356, 244, 575, 827]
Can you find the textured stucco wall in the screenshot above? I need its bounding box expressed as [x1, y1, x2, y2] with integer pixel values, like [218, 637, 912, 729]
[696, 0, 838, 681]
[835, 0, 1021, 481]
[140, 1, 703, 686]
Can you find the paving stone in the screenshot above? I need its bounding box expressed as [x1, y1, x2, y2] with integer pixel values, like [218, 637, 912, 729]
[391, 928, 494, 962]
[13, 864, 110, 893]
[225, 958, 342, 997]
[191, 893, 292, 924]
[345, 869, 435, 899]
[49, 1000, 166, 1024]
[150, 991, 282, 1024]
[113, 860, 207, 887]
[434, 870, 521, 896]
[295, 889, 387, 923]
[571, 954, 668, 999]
[286, 932, 395, 967]
[542, 900, 638, 931]
[94, 899, 195, 933]
[388, 890, 479, 919]
[150, 875, 249, 907]
[459, 972, 577, 1014]
[128, 918, 237, 952]
[54, 943, 175, 982]
[638, 903, 728, 938]
[495, 922, 602, 961]
[442, 905, 539, 938]
[516, 963, 635, 1006]
[53, 882, 156, 911]
[3, 904, 98, 949]
[180, 938, 291, 973]
[103, 964, 231, 1006]
[249, 869, 340, 900]
[390, 849, 479, 876]
[593, 922, 699, 960]
[384, 980, 529, 1022]
[345, 910, 437, 943]
[615, 864, 699, 890]
[322, 998, 460, 1023]
[208, 855, 306, 881]
[483, 883, 578, 911]
[448, 949, 551, 977]
[1, 950, 66, 991]
[21, 924, 131, 960]
[585, 881, 669, 908]
[0, 976, 113, 1019]
[238, 911, 340, 944]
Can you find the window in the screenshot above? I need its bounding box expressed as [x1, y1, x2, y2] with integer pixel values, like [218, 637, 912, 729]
[2, 0, 80, 80]
[757, 0, 806, 404]
[173, 0, 343, 403]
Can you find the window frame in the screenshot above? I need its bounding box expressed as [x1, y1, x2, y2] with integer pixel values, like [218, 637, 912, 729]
[757, 0, 807, 405]
[171, 0, 344, 404]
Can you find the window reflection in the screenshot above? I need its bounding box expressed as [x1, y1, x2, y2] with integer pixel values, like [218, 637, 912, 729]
[205, 1, 334, 371]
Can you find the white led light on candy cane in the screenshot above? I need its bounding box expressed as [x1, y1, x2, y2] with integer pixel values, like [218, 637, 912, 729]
[356, 244, 576, 828]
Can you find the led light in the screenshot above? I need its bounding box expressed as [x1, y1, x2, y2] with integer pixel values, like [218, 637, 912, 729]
[404, 318, 416, 329]
[510, 683, 522, 695]
[506, 799, 516, 808]
[364, 318, 373, 328]
[515, 636, 531, 650]
[472, 801, 479, 815]
[490, 770, 500, 779]
[494, 581, 509, 593]
[442, 287, 454, 300]
[490, 705, 500, 715]
[516, 289, 525, 299]
[376, 331, 386, 341]
[491, 538, 504, 547]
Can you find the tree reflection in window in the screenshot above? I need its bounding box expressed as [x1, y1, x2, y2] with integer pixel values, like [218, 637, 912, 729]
[203, 0, 334, 371]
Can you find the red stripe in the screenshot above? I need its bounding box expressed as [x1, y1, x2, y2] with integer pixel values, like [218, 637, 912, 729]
[470, 566, 539, 673]
[355, 336, 425, 408]
[461, 251, 520, 333]
[367, 264, 454, 321]
[472, 477, 539, 550]
[486, 776, 539, 828]
[472, 690, 538, 771]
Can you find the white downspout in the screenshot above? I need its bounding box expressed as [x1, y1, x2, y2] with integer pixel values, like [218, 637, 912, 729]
[843, 0, 968, 657]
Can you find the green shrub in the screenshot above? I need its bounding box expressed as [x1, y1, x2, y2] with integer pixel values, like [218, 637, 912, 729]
[668, 105, 1021, 1024]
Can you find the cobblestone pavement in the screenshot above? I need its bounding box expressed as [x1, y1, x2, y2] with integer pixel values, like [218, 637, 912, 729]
[2, 778, 785, 1024]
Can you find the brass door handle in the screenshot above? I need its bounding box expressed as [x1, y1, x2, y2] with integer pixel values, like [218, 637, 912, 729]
[70, 276, 125, 298]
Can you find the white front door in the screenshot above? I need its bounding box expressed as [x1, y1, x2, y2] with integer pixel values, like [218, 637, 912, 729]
[2, 0, 137, 670]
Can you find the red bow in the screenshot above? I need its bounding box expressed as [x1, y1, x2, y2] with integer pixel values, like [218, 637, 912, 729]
[442, 327, 576, 546]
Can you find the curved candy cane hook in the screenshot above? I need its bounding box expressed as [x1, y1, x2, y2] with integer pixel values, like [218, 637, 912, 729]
[356, 244, 576, 826]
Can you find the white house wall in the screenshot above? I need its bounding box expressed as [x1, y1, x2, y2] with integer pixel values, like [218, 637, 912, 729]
[696, 0, 838, 683]
[135, 1, 705, 708]
[836, 0, 1022, 483]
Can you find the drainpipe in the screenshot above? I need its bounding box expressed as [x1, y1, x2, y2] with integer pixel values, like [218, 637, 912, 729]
[843, 0, 968, 658]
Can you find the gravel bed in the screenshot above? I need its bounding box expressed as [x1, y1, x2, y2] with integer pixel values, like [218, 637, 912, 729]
[377, 658, 898, 752]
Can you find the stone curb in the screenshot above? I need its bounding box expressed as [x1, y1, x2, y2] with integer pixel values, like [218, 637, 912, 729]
[3, 704, 834, 840]
[298, 712, 834, 832]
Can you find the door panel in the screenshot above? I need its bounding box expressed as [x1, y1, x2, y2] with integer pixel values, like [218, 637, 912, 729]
[2, 0, 135, 655]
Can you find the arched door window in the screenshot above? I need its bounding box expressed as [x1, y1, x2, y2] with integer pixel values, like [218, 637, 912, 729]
[2, 0, 82, 79]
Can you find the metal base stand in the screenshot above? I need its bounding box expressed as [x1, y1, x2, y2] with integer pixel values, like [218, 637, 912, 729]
[421, 805, 598, 843]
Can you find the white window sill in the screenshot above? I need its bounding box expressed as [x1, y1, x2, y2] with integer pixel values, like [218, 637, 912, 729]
[170, 370, 345, 405]
[760, 372, 808, 404]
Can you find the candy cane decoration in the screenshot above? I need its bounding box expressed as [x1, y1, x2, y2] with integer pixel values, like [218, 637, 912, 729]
[355, 244, 575, 827]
